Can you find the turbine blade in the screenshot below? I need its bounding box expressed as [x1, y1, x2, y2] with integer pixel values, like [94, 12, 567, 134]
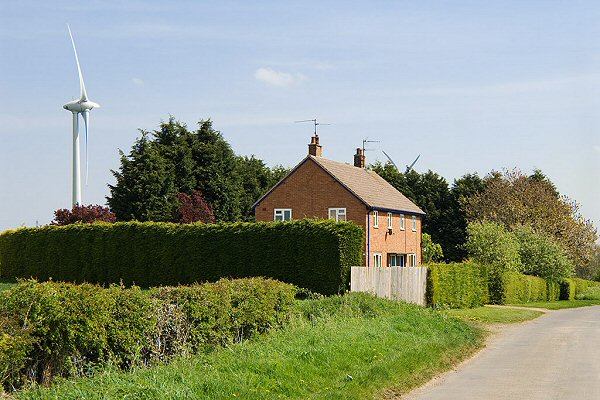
[67, 24, 88, 102]
[381, 150, 400, 171]
[82, 110, 89, 185]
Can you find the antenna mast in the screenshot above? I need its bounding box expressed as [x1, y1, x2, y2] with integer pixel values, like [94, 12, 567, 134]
[294, 118, 331, 137]
[362, 137, 380, 154]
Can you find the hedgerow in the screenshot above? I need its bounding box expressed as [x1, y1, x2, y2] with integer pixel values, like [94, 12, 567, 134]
[560, 278, 600, 300]
[0, 278, 296, 390]
[426, 262, 489, 309]
[0, 220, 363, 295]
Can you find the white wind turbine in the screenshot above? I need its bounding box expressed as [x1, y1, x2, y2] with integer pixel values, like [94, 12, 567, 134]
[63, 24, 100, 206]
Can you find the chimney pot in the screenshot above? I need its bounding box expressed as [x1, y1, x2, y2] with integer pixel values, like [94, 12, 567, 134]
[308, 135, 322, 157]
[354, 148, 365, 168]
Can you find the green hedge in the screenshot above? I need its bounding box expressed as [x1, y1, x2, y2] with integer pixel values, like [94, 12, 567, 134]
[560, 278, 600, 300]
[0, 220, 363, 295]
[500, 272, 554, 304]
[0, 278, 296, 389]
[426, 262, 489, 309]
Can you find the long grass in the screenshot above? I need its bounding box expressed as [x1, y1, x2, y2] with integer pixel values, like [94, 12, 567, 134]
[17, 295, 484, 399]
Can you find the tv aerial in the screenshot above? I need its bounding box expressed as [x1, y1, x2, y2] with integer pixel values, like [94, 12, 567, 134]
[294, 118, 331, 137]
[362, 137, 380, 154]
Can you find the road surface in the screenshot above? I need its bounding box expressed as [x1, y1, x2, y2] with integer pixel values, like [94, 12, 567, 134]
[402, 305, 600, 400]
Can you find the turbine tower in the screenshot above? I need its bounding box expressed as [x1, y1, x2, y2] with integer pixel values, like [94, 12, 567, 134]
[63, 25, 99, 206]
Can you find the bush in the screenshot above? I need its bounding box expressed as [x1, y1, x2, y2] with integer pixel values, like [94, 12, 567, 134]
[465, 222, 522, 273]
[0, 278, 297, 390]
[560, 278, 600, 300]
[0, 220, 363, 295]
[422, 233, 444, 264]
[501, 272, 551, 304]
[426, 262, 489, 309]
[51, 205, 116, 225]
[575, 286, 600, 300]
[513, 226, 574, 283]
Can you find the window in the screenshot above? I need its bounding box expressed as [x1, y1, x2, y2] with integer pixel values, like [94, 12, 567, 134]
[373, 210, 378, 228]
[373, 253, 383, 268]
[274, 208, 292, 222]
[408, 253, 417, 267]
[328, 208, 346, 222]
[387, 212, 393, 229]
[400, 214, 405, 230]
[388, 253, 406, 267]
[412, 215, 417, 231]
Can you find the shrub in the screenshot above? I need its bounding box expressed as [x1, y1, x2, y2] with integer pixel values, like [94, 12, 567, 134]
[51, 205, 116, 225]
[426, 262, 489, 309]
[501, 272, 550, 304]
[513, 226, 574, 283]
[575, 286, 600, 300]
[560, 278, 600, 300]
[465, 222, 522, 273]
[0, 278, 297, 390]
[422, 233, 444, 264]
[0, 220, 363, 295]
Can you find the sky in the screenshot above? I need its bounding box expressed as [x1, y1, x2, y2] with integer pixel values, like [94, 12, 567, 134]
[1, 1, 599, 233]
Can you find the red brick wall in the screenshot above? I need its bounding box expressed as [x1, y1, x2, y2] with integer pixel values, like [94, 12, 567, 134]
[255, 158, 423, 266]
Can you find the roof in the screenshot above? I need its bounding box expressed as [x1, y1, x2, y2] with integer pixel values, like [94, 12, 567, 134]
[253, 155, 425, 215]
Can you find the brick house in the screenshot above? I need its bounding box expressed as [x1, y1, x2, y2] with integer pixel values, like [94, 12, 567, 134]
[253, 135, 425, 267]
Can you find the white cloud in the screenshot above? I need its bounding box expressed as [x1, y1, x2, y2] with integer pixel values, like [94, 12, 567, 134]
[131, 78, 145, 87]
[254, 67, 306, 88]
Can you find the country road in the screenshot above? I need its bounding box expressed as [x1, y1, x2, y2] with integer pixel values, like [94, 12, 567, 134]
[402, 305, 600, 400]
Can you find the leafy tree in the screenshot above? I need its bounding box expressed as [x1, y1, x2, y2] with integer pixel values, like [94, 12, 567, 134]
[465, 221, 522, 273]
[466, 169, 598, 275]
[422, 233, 444, 264]
[176, 190, 215, 224]
[52, 205, 116, 225]
[512, 225, 574, 282]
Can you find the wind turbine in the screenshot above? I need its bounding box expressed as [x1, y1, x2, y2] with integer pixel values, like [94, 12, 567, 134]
[63, 24, 99, 206]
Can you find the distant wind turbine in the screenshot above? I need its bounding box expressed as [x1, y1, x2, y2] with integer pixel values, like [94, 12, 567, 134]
[63, 24, 100, 206]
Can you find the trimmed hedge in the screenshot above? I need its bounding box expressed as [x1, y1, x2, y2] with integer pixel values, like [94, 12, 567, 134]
[426, 262, 489, 309]
[0, 278, 297, 389]
[560, 278, 600, 300]
[0, 220, 364, 295]
[500, 272, 556, 304]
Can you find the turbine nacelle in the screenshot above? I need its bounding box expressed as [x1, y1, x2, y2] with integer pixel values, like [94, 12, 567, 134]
[63, 100, 100, 113]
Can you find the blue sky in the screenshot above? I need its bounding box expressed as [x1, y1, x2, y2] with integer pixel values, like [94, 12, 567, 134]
[1, 1, 599, 233]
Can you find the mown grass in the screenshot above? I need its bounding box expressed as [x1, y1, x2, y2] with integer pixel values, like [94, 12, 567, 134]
[17, 295, 484, 400]
[509, 299, 600, 310]
[444, 306, 543, 324]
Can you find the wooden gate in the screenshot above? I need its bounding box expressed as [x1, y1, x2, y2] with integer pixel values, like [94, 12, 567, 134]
[350, 266, 428, 306]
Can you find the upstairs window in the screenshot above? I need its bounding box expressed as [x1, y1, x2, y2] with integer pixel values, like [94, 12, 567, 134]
[373, 210, 378, 228]
[274, 208, 292, 222]
[387, 212, 393, 229]
[329, 208, 347, 222]
[400, 214, 405, 230]
[412, 215, 417, 231]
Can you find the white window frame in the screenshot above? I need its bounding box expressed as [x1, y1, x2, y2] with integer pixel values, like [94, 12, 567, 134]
[387, 212, 393, 229]
[373, 253, 383, 268]
[388, 253, 406, 267]
[274, 208, 292, 222]
[408, 253, 417, 267]
[373, 210, 378, 228]
[412, 215, 417, 231]
[328, 208, 347, 222]
[400, 214, 405, 230]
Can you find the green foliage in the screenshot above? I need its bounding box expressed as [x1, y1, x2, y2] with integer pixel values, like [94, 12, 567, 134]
[465, 222, 522, 273]
[426, 262, 489, 309]
[559, 278, 600, 300]
[501, 272, 554, 304]
[512, 226, 574, 282]
[107, 118, 289, 223]
[0, 220, 363, 295]
[466, 169, 598, 277]
[575, 286, 600, 300]
[0, 278, 297, 390]
[422, 233, 444, 264]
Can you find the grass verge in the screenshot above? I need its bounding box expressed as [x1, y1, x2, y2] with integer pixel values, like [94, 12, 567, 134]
[509, 300, 600, 310]
[444, 306, 543, 324]
[16, 295, 484, 400]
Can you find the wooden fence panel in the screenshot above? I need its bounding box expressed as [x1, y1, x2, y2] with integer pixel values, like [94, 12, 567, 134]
[350, 266, 428, 306]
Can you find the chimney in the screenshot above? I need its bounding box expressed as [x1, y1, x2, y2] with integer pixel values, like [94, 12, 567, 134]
[308, 135, 322, 157]
[354, 148, 365, 168]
